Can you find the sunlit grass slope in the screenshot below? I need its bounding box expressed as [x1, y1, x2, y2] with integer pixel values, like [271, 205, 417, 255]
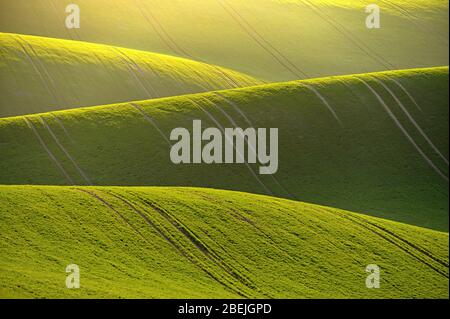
[0, 0, 447, 81]
[0, 32, 262, 117]
[0, 67, 448, 230]
[0, 185, 448, 298]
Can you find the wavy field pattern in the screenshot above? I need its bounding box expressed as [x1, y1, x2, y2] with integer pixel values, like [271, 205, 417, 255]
[0, 0, 448, 80]
[1, 67, 448, 230]
[0, 0, 448, 299]
[0, 186, 448, 298]
[0, 32, 262, 117]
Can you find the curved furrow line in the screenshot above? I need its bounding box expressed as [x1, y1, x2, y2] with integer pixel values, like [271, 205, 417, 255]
[359, 217, 449, 268]
[104, 190, 251, 297]
[358, 78, 448, 182]
[192, 190, 302, 265]
[135, 0, 191, 58]
[74, 188, 151, 244]
[39, 116, 92, 185]
[374, 77, 449, 166]
[112, 48, 156, 99]
[133, 0, 177, 54]
[379, 0, 448, 42]
[130, 103, 171, 146]
[210, 93, 294, 199]
[89, 48, 134, 95]
[300, 83, 343, 127]
[222, 0, 309, 78]
[47, 0, 82, 42]
[114, 47, 160, 97]
[23, 117, 74, 185]
[353, 218, 449, 278]
[167, 198, 271, 292]
[320, 207, 449, 278]
[390, 78, 423, 112]
[50, 114, 76, 145]
[81, 188, 248, 297]
[188, 96, 274, 196]
[297, 0, 395, 70]
[17, 35, 70, 107]
[136, 0, 246, 89]
[135, 195, 262, 297]
[216, 0, 308, 79]
[124, 194, 260, 297]
[12, 37, 60, 111]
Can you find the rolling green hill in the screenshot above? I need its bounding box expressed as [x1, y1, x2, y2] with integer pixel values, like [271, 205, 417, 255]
[0, 67, 448, 230]
[0, 32, 262, 117]
[0, 0, 447, 81]
[0, 185, 448, 298]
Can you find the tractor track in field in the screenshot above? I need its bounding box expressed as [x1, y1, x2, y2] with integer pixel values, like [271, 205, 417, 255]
[359, 78, 448, 182]
[163, 197, 268, 286]
[300, 83, 343, 127]
[24, 117, 74, 185]
[47, 0, 82, 42]
[135, 0, 244, 90]
[75, 187, 238, 296]
[362, 218, 449, 268]
[39, 116, 92, 185]
[130, 103, 171, 145]
[210, 92, 294, 199]
[216, 0, 308, 80]
[379, 0, 448, 42]
[13, 37, 60, 110]
[75, 186, 253, 298]
[188, 97, 274, 196]
[297, 0, 394, 70]
[134, 0, 189, 59]
[191, 190, 302, 265]
[129, 192, 262, 297]
[113, 48, 159, 97]
[112, 48, 156, 99]
[321, 208, 449, 278]
[390, 78, 423, 112]
[74, 188, 151, 245]
[50, 114, 76, 145]
[373, 77, 449, 165]
[17, 36, 69, 107]
[102, 190, 256, 298]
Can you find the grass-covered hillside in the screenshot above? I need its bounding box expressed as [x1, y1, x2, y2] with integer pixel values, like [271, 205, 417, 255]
[0, 32, 262, 117]
[0, 0, 447, 81]
[0, 67, 447, 230]
[0, 185, 448, 298]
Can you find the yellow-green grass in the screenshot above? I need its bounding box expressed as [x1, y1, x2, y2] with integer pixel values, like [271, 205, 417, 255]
[0, 67, 448, 230]
[0, 185, 448, 298]
[280, 0, 448, 10]
[0, 0, 447, 81]
[0, 32, 262, 117]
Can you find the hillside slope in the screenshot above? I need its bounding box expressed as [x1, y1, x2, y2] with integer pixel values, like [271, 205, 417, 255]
[0, 32, 262, 117]
[0, 186, 448, 298]
[0, 67, 448, 230]
[0, 0, 447, 81]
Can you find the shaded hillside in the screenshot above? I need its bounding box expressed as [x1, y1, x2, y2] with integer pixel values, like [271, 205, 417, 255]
[0, 67, 448, 230]
[0, 32, 262, 117]
[0, 0, 447, 81]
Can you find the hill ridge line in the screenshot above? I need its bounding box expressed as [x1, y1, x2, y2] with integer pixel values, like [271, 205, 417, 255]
[2, 66, 446, 121]
[0, 31, 258, 81]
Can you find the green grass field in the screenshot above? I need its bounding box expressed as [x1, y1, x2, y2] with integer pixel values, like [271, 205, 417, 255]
[0, 185, 448, 298]
[0, 0, 447, 81]
[0, 32, 262, 117]
[0, 0, 448, 300]
[0, 67, 448, 230]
